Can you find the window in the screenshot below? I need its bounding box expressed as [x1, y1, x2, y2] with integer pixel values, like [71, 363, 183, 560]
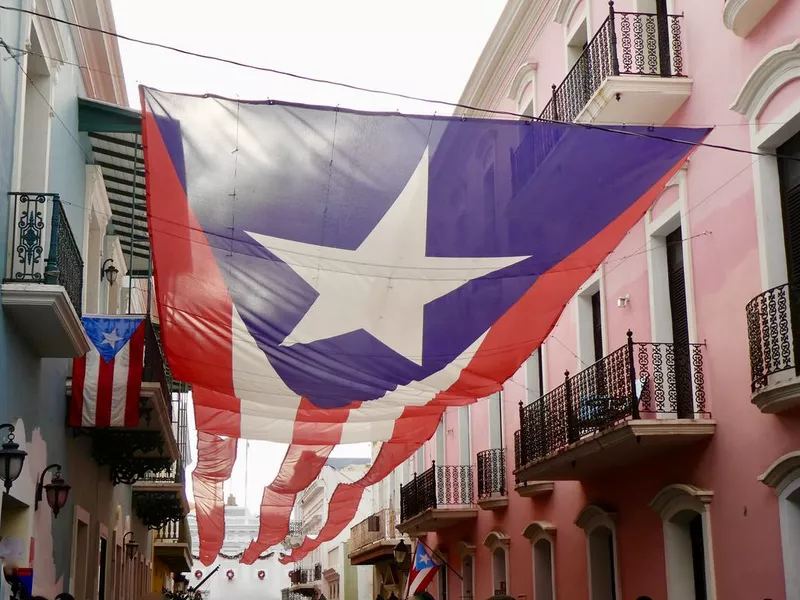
[488, 392, 503, 449]
[436, 416, 445, 465]
[533, 538, 554, 600]
[415, 447, 423, 474]
[16, 24, 52, 192]
[438, 565, 448, 600]
[71, 508, 91, 600]
[484, 532, 510, 597]
[778, 132, 800, 337]
[665, 227, 693, 417]
[650, 485, 715, 599]
[576, 505, 620, 600]
[577, 272, 605, 368]
[525, 347, 545, 404]
[458, 406, 471, 464]
[97, 534, 108, 600]
[461, 554, 474, 600]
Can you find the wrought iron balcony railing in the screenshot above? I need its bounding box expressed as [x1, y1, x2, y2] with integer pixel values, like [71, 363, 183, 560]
[476, 448, 506, 499]
[516, 330, 707, 467]
[350, 508, 398, 552]
[314, 563, 322, 581]
[288, 568, 315, 585]
[5, 192, 83, 313]
[288, 519, 304, 536]
[144, 317, 174, 417]
[282, 589, 306, 600]
[746, 282, 798, 392]
[400, 462, 474, 523]
[138, 460, 185, 485]
[539, 1, 686, 124]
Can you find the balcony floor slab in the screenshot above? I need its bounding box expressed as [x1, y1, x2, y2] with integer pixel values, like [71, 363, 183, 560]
[515, 419, 716, 481]
[477, 495, 509, 510]
[514, 481, 555, 498]
[348, 538, 401, 566]
[752, 376, 800, 414]
[2, 283, 90, 357]
[397, 507, 478, 536]
[576, 76, 693, 126]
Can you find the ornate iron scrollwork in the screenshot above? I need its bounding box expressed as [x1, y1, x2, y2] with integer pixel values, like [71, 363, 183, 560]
[90, 430, 169, 484]
[132, 491, 186, 530]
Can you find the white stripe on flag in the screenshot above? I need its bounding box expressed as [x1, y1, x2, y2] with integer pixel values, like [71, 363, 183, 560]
[82, 349, 101, 426]
[110, 342, 130, 426]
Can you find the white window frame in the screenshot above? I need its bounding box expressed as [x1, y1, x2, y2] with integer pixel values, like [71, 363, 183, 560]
[649, 484, 716, 600]
[730, 41, 800, 290]
[759, 451, 800, 600]
[523, 521, 557, 600]
[483, 531, 510, 596]
[508, 62, 539, 117]
[525, 344, 548, 404]
[575, 505, 621, 600]
[644, 167, 699, 346]
[575, 267, 607, 370]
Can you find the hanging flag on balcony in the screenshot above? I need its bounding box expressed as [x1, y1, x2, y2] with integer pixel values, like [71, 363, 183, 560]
[404, 541, 440, 597]
[69, 315, 145, 428]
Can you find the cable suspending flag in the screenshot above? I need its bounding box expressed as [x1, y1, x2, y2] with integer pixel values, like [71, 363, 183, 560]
[139, 86, 710, 561]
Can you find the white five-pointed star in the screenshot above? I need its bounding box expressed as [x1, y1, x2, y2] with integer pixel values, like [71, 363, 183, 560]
[246, 148, 530, 365]
[101, 329, 123, 347]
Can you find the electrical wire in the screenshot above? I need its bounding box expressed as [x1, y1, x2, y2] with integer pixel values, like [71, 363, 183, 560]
[2, 3, 800, 163]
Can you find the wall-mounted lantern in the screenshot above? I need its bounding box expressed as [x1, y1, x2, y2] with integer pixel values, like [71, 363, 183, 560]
[393, 540, 409, 564]
[101, 258, 119, 285]
[123, 531, 139, 560]
[0, 424, 27, 493]
[35, 463, 71, 517]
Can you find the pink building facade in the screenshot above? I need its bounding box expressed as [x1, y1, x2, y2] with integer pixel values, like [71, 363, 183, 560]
[389, 1, 800, 599]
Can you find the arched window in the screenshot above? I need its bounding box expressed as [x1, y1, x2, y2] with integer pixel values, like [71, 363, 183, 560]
[484, 531, 510, 596]
[522, 521, 556, 600]
[508, 63, 538, 118]
[575, 505, 620, 600]
[458, 542, 476, 600]
[759, 451, 800, 599]
[649, 484, 716, 600]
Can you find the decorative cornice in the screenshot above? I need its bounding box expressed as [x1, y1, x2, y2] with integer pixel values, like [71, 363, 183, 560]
[649, 484, 713, 520]
[507, 62, 539, 103]
[554, 0, 581, 25]
[458, 0, 555, 115]
[521, 521, 556, 540]
[483, 531, 510, 550]
[723, 0, 780, 39]
[457, 541, 476, 558]
[730, 39, 800, 120]
[759, 451, 800, 496]
[575, 503, 616, 530]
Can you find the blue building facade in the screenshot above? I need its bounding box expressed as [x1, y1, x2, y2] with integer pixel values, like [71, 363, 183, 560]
[0, 1, 189, 597]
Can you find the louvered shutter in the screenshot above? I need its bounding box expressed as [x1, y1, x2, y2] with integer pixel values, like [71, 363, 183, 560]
[666, 228, 692, 417]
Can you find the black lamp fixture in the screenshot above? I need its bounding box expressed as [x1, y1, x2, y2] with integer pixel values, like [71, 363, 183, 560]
[393, 540, 409, 564]
[123, 531, 139, 560]
[0, 423, 27, 493]
[35, 463, 71, 517]
[101, 258, 119, 285]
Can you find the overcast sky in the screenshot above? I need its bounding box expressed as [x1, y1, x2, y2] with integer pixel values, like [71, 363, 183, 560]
[111, 0, 506, 511]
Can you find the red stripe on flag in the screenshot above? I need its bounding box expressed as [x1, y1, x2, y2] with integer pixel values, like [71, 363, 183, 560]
[70, 357, 87, 427]
[140, 94, 237, 404]
[125, 321, 146, 427]
[95, 357, 115, 427]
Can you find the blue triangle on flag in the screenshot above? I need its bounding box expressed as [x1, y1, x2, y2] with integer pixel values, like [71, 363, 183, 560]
[82, 316, 145, 362]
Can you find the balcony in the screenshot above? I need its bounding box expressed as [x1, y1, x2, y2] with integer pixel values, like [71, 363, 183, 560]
[68, 319, 181, 497]
[512, 431, 555, 498]
[746, 283, 800, 413]
[2, 193, 90, 357]
[476, 449, 508, 510]
[723, 0, 780, 38]
[153, 517, 193, 574]
[349, 508, 404, 566]
[539, 1, 690, 126]
[515, 331, 715, 482]
[397, 463, 477, 535]
[288, 564, 322, 596]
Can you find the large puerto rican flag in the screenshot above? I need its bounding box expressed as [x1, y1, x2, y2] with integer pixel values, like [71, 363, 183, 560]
[139, 86, 710, 561]
[70, 315, 145, 427]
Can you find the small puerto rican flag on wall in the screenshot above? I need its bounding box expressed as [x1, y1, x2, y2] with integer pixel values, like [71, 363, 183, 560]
[69, 315, 146, 428]
[404, 540, 440, 598]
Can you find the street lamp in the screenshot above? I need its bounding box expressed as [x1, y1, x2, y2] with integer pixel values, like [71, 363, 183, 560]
[393, 540, 409, 564]
[101, 258, 119, 285]
[0, 424, 27, 493]
[35, 463, 71, 517]
[123, 531, 139, 560]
